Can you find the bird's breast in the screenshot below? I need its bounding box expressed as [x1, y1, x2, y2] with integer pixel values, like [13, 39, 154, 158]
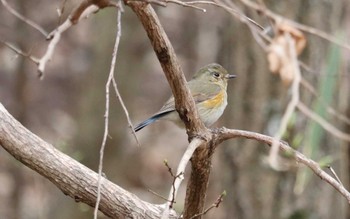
[198, 90, 227, 126]
[202, 90, 227, 109]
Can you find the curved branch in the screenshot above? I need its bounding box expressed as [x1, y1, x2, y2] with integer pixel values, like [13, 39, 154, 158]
[0, 103, 177, 219]
[213, 127, 350, 204]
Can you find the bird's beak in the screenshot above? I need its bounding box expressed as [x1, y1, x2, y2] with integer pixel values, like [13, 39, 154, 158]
[225, 74, 236, 79]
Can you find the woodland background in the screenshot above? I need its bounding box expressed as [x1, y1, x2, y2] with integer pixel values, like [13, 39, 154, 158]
[0, 0, 350, 218]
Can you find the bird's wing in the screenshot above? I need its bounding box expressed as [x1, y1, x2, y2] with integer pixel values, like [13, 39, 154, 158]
[158, 82, 221, 113]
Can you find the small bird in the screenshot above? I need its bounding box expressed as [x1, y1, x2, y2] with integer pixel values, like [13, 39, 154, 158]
[134, 63, 236, 132]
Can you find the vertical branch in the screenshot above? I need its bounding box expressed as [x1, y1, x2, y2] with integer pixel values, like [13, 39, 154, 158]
[126, 2, 212, 218]
[183, 146, 214, 218]
[162, 138, 203, 218]
[94, 4, 123, 218]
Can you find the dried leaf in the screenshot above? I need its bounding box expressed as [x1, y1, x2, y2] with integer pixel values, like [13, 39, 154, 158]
[277, 23, 306, 54]
[267, 23, 307, 85]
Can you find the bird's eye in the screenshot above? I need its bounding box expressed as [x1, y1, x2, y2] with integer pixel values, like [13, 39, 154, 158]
[213, 72, 220, 78]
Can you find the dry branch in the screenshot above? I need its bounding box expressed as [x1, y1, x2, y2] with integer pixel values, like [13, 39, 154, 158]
[125, 2, 213, 217]
[239, 0, 350, 51]
[125, 0, 208, 137]
[0, 103, 177, 219]
[297, 102, 350, 142]
[162, 138, 203, 218]
[94, 3, 123, 217]
[1, 0, 48, 36]
[0, 41, 39, 64]
[38, 0, 118, 77]
[213, 128, 350, 203]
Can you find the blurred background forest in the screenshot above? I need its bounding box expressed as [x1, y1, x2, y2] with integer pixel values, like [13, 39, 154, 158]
[0, 0, 350, 218]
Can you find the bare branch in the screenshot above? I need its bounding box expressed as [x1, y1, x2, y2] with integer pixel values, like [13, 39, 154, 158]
[163, 160, 184, 209]
[111, 77, 141, 146]
[214, 128, 350, 203]
[38, 19, 73, 78]
[239, 0, 350, 51]
[38, 0, 119, 77]
[1, 0, 48, 37]
[134, 0, 208, 12]
[328, 166, 343, 186]
[0, 40, 39, 64]
[166, 0, 207, 12]
[189, 191, 226, 219]
[162, 138, 203, 219]
[0, 103, 178, 218]
[297, 102, 350, 142]
[147, 188, 172, 202]
[141, 0, 264, 30]
[301, 78, 350, 126]
[57, 0, 68, 24]
[94, 3, 123, 218]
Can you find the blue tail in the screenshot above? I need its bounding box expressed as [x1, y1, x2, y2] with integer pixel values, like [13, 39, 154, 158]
[134, 111, 172, 132]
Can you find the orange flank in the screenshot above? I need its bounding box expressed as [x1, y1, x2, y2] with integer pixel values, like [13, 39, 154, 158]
[203, 90, 226, 109]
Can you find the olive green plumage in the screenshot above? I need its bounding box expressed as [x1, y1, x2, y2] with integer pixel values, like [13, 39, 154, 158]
[135, 63, 235, 132]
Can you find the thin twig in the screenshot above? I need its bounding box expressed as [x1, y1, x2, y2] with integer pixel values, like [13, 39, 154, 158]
[215, 0, 264, 30]
[57, 0, 68, 24]
[112, 78, 140, 146]
[189, 191, 226, 219]
[130, 0, 206, 11]
[327, 165, 343, 186]
[163, 160, 183, 208]
[38, 19, 73, 78]
[164, 160, 175, 177]
[107, 3, 138, 145]
[191, 0, 263, 30]
[93, 3, 122, 219]
[301, 78, 350, 126]
[0, 40, 39, 64]
[166, 0, 207, 12]
[215, 128, 350, 203]
[1, 0, 48, 37]
[37, 0, 119, 77]
[147, 188, 172, 202]
[239, 0, 350, 51]
[297, 102, 350, 142]
[268, 33, 301, 170]
[134, 0, 263, 30]
[161, 138, 203, 219]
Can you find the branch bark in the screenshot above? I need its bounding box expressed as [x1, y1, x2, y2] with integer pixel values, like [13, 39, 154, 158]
[125, 0, 208, 137]
[0, 103, 177, 219]
[125, 2, 213, 218]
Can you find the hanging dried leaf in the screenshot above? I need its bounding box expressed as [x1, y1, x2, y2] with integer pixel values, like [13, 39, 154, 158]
[267, 23, 306, 85]
[277, 23, 306, 55]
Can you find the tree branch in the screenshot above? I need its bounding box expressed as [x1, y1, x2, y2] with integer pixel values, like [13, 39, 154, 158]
[38, 0, 119, 77]
[0, 103, 177, 219]
[1, 0, 48, 36]
[125, 2, 213, 218]
[213, 127, 350, 203]
[125, 0, 208, 137]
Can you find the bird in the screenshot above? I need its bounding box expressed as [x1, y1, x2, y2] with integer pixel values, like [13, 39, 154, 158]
[134, 63, 236, 132]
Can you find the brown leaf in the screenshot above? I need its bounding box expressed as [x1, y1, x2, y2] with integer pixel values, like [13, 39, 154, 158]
[267, 23, 306, 85]
[277, 23, 306, 55]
